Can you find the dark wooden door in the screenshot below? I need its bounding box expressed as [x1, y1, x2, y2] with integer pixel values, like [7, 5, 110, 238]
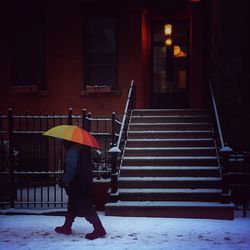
[151, 20, 189, 108]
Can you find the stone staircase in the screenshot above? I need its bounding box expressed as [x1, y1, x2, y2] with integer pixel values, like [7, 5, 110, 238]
[105, 109, 235, 219]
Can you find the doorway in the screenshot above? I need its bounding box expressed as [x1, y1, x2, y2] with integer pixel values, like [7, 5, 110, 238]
[151, 20, 189, 108]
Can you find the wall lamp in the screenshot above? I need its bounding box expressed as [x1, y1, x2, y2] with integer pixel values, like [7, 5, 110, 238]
[164, 24, 172, 46]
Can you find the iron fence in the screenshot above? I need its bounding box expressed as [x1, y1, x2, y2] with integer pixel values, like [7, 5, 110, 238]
[0, 108, 121, 208]
[209, 80, 250, 216]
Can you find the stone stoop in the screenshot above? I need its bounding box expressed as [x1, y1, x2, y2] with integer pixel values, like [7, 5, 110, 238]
[105, 109, 235, 219]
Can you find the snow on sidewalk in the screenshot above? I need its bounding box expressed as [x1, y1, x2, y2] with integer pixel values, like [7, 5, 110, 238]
[0, 211, 250, 250]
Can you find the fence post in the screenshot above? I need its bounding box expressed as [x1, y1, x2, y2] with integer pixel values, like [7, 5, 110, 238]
[68, 108, 73, 125]
[111, 153, 118, 192]
[111, 112, 117, 197]
[82, 109, 86, 129]
[0, 113, 3, 165]
[243, 151, 249, 217]
[219, 144, 233, 203]
[108, 112, 119, 202]
[87, 112, 92, 132]
[8, 108, 15, 208]
[109, 148, 119, 202]
[111, 112, 116, 147]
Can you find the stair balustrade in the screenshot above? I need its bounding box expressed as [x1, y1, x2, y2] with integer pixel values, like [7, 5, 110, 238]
[109, 80, 136, 201]
[209, 80, 233, 199]
[105, 108, 235, 219]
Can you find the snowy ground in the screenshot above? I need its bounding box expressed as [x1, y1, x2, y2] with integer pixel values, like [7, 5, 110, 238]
[0, 211, 250, 250]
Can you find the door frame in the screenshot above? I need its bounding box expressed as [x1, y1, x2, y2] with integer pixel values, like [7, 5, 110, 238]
[149, 17, 190, 109]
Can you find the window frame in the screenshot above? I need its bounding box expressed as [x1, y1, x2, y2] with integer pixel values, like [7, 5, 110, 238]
[83, 15, 118, 92]
[10, 5, 46, 93]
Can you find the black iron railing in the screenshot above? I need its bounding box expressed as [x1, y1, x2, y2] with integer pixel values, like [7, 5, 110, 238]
[209, 80, 233, 197]
[209, 80, 250, 216]
[0, 108, 115, 208]
[226, 152, 250, 217]
[108, 80, 136, 201]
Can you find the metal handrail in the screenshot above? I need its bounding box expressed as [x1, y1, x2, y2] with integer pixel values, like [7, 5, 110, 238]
[115, 80, 135, 151]
[209, 80, 225, 149]
[209, 80, 233, 197]
[209, 80, 233, 155]
[108, 80, 136, 198]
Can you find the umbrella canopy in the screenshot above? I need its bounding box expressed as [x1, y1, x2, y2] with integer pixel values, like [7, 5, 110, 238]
[43, 125, 100, 149]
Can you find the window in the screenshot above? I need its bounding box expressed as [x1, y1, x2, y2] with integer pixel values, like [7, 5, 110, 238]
[85, 17, 117, 88]
[11, 6, 46, 90]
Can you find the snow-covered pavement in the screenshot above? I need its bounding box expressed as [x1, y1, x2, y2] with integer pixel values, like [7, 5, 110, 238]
[0, 211, 249, 250]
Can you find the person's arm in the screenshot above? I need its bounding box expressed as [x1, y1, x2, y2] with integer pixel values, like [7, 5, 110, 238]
[62, 146, 79, 186]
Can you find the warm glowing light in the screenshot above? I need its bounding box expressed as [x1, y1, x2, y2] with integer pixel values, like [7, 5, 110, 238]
[174, 46, 181, 56]
[173, 45, 187, 57]
[164, 24, 172, 35]
[165, 38, 172, 46]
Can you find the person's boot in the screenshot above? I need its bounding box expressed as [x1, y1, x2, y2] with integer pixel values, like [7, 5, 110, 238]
[85, 218, 106, 240]
[55, 215, 74, 235]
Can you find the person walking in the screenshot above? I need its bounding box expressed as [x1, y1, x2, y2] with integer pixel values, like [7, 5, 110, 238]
[55, 140, 106, 240]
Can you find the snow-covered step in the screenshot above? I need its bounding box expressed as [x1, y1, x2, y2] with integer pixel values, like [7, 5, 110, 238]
[106, 108, 233, 219]
[119, 188, 223, 202]
[122, 156, 218, 166]
[120, 166, 220, 177]
[126, 138, 215, 147]
[131, 115, 210, 123]
[124, 147, 216, 157]
[129, 122, 212, 131]
[105, 201, 234, 219]
[128, 130, 213, 139]
[133, 109, 208, 116]
[118, 177, 222, 189]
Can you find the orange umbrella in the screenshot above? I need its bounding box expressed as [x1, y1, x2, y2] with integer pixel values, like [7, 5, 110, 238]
[43, 125, 100, 149]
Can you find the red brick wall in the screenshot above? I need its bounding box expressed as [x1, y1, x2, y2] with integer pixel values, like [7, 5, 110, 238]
[0, 1, 207, 115]
[0, 3, 140, 115]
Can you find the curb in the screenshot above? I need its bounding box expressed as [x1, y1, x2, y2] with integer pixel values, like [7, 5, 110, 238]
[0, 208, 67, 216]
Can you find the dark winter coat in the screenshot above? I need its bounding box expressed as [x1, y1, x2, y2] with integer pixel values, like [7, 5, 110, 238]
[62, 144, 94, 217]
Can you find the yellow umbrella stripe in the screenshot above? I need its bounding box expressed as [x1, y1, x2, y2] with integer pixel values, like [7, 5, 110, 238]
[43, 125, 67, 137]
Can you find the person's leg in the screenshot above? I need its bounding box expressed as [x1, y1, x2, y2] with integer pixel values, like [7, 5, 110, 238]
[83, 199, 106, 240]
[85, 215, 106, 240]
[55, 196, 76, 235]
[55, 212, 75, 235]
